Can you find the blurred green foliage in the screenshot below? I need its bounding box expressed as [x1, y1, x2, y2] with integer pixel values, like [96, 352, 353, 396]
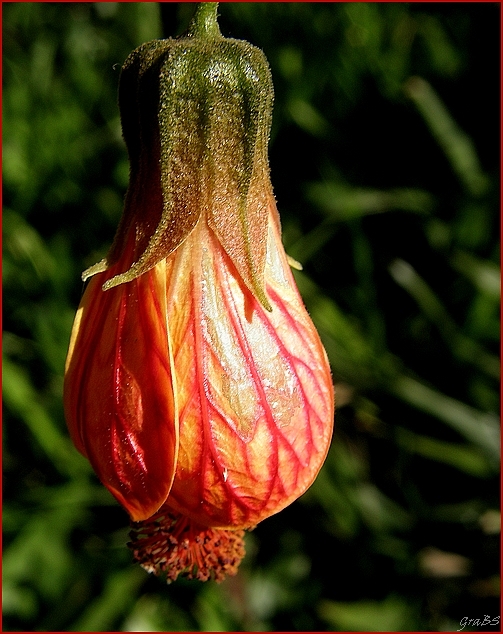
[3, 2, 500, 632]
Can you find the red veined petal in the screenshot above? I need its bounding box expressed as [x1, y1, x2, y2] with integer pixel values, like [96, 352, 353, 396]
[64, 260, 178, 522]
[161, 203, 334, 528]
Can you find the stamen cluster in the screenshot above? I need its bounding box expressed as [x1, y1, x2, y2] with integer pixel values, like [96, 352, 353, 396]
[129, 508, 246, 583]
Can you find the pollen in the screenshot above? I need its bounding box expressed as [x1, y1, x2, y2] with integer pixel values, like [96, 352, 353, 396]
[128, 507, 246, 583]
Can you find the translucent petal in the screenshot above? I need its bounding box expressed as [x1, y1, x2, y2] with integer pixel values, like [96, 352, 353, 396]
[64, 258, 178, 522]
[164, 202, 334, 528]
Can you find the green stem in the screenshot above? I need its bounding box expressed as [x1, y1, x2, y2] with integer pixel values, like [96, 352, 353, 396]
[187, 3, 221, 39]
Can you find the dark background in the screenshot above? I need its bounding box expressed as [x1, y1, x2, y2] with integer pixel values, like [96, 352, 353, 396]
[3, 2, 500, 631]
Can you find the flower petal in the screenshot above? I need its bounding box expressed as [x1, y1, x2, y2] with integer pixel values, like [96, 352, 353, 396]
[163, 203, 334, 528]
[64, 261, 178, 522]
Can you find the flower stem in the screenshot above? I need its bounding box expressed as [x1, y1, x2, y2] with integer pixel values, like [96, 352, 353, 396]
[188, 3, 221, 39]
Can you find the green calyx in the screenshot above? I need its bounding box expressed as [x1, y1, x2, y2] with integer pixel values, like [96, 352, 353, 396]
[86, 2, 275, 311]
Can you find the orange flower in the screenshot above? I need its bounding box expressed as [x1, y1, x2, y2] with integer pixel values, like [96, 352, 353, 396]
[64, 3, 334, 582]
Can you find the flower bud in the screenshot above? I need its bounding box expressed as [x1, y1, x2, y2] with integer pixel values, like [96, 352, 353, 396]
[86, 2, 274, 310]
[64, 3, 334, 582]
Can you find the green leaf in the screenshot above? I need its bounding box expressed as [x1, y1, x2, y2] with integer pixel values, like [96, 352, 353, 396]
[319, 594, 417, 632]
[2, 357, 89, 478]
[396, 428, 496, 477]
